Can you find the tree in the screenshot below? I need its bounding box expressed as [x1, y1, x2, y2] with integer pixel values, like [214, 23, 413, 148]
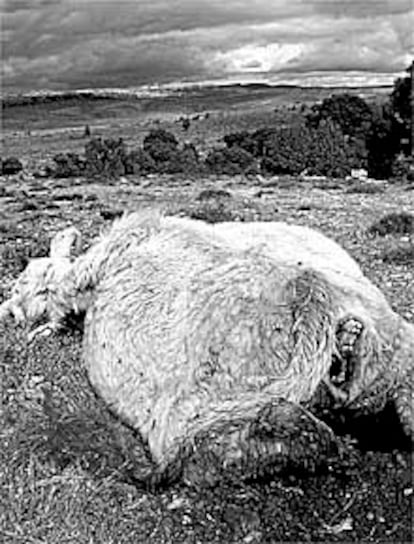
[366, 105, 400, 179]
[390, 61, 413, 156]
[143, 129, 179, 162]
[306, 93, 374, 139]
[391, 62, 412, 124]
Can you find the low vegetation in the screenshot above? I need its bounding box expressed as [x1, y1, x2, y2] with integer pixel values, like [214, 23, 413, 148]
[3, 63, 412, 185]
[368, 212, 414, 236]
[1, 156, 23, 175]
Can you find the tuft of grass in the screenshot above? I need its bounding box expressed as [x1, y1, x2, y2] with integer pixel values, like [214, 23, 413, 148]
[99, 207, 124, 221]
[345, 182, 385, 195]
[368, 212, 414, 236]
[188, 199, 236, 223]
[196, 188, 232, 201]
[381, 244, 414, 264]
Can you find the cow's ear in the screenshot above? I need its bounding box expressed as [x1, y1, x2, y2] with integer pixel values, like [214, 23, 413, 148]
[50, 227, 82, 259]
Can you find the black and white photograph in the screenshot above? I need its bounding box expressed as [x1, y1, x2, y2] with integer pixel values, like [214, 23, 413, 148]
[0, 1, 413, 542]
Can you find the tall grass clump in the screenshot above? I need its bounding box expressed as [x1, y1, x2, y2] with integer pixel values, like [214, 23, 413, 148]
[368, 212, 414, 236]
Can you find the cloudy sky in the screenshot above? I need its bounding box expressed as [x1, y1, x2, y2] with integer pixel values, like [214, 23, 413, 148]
[1, 0, 413, 92]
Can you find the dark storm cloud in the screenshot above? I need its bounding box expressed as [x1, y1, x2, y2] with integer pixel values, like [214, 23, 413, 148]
[310, 0, 413, 18]
[1, 0, 413, 92]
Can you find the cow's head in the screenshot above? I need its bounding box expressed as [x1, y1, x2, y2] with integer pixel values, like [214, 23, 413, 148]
[0, 226, 81, 324]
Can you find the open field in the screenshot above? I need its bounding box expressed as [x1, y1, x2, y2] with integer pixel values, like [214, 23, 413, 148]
[0, 85, 413, 543]
[1, 83, 391, 165]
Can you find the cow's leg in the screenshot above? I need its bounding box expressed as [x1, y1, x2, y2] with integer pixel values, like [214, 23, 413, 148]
[181, 399, 339, 487]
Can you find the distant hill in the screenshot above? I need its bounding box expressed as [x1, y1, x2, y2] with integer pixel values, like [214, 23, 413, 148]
[1, 83, 392, 109]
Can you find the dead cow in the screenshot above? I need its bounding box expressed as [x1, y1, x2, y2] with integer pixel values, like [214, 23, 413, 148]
[0, 212, 412, 485]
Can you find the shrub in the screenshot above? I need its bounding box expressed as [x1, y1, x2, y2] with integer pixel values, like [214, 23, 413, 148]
[141, 129, 203, 174]
[84, 138, 128, 178]
[2, 156, 23, 175]
[306, 93, 374, 139]
[204, 146, 256, 175]
[366, 106, 401, 179]
[223, 131, 261, 156]
[345, 182, 385, 195]
[52, 153, 86, 178]
[189, 199, 235, 223]
[260, 125, 309, 175]
[161, 143, 203, 175]
[368, 212, 414, 236]
[391, 154, 414, 182]
[259, 122, 363, 178]
[181, 118, 191, 132]
[124, 149, 156, 175]
[306, 121, 365, 177]
[381, 244, 414, 265]
[143, 129, 179, 163]
[196, 188, 232, 201]
[251, 128, 278, 156]
[390, 62, 412, 155]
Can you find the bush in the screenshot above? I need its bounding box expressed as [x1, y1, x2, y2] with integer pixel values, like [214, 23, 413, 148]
[306, 121, 365, 177]
[366, 106, 401, 179]
[141, 129, 203, 174]
[2, 156, 23, 175]
[381, 244, 414, 264]
[306, 93, 374, 139]
[260, 122, 363, 178]
[84, 138, 128, 178]
[261, 124, 309, 175]
[124, 149, 156, 175]
[52, 153, 86, 178]
[391, 154, 414, 182]
[181, 118, 191, 132]
[223, 131, 261, 156]
[204, 146, 256, 175]
[189, 199, 235, 223]
[196, 188, 232, 201]
[368, 212, 414, 236]
[161, 143, 203, 175]
[143, 129, 179, 163]
[345, 182, 385, 195]
[390, 62, 412, 155]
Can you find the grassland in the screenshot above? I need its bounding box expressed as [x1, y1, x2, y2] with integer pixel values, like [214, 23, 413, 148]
[0, 85, 413, 543]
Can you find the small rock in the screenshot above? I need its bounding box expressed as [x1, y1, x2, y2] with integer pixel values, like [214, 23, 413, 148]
[167, 496, 188, 510]
[243, 531, 263, 543]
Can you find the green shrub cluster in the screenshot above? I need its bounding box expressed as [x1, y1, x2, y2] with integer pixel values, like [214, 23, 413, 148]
[306, 62, 413, 180]
[50, 131, 204, 179]
[221, 121, 364, 177]
[53, 153, 86, 178]
[1, 156, 24, 175]
[84, 138, 128, 178]
[204, 146, 259, 175]
[391, 154, 414, 182]
[368, 212, 414, 236]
